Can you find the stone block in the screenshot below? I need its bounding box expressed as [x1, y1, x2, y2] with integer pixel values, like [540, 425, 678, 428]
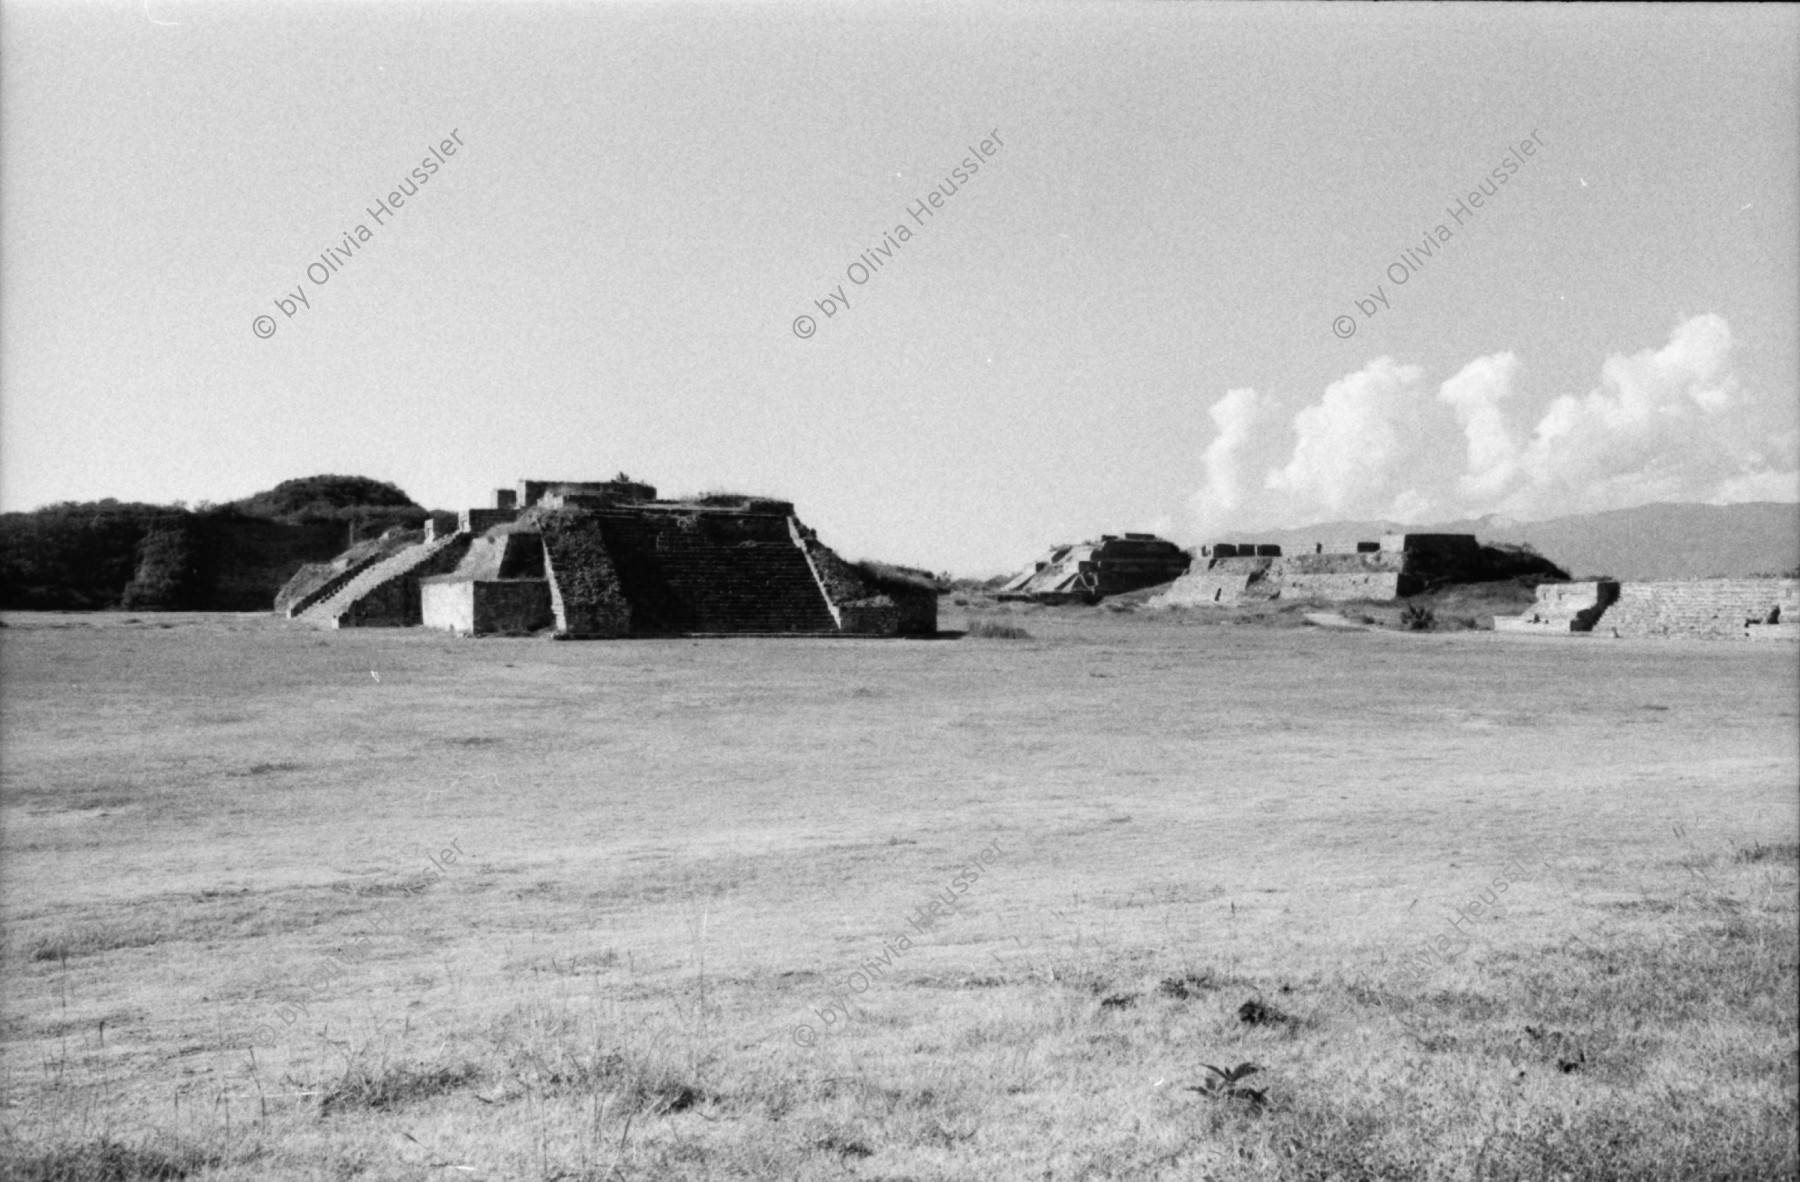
[461, 508, 520, 534]
[1379, 533, 1480, 556]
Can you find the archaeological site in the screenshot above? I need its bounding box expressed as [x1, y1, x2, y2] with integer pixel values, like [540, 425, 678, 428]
[998, 534, 1192, 604]
[276, 477, 938, 637]
[1495, 577, 1799, 640]
[1145, 532, 1565, 607]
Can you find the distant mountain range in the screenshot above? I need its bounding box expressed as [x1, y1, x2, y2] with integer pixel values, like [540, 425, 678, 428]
[1216, 502, 1799, 582]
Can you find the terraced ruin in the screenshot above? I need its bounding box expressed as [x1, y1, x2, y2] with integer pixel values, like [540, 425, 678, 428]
[1147, 533, 1564, 606]
[277, 478, 937, 637]
[1496, 577, 1798, 640]
[998, 534, 1191, 604]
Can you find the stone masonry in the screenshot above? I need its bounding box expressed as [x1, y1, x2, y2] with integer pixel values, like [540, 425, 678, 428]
[1492, 581, 1620, 634]
[286, 476, 936, 638]
[1497, 578, 1799, 640]
[998, 534, 1191, 604]
[1150, 533, 1506, 607]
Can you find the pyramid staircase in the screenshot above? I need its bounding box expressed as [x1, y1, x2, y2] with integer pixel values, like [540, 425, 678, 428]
[298, 531, 473, 627]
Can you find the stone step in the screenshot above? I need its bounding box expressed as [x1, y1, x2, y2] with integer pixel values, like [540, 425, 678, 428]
[300, 532, 471, 626]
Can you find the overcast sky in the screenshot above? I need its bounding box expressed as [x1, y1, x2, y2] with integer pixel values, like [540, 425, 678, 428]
[3, 1, 1795, 574]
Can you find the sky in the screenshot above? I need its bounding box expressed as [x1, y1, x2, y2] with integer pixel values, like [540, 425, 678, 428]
[2, 1, 1795, 575]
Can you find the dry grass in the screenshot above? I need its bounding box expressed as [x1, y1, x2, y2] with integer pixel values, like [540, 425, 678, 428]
[0, 608, 1794, 1180]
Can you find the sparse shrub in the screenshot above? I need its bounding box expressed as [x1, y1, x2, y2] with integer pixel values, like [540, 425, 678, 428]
[1399, 603, 1436, 631]
[0, 1136, 219, 1181]
[1237, 998, 1295, 1027]
[317, 1058, 479, 1117]
[965, 620, 1031, 640]
[1157, 973, 1214, 1000]
[26, 922, 163, 962]
[1736, 840, 1799, 864]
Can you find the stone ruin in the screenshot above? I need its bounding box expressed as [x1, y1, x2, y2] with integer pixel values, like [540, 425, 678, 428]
[1496, 578, 1799, 640]
[276, 477, 937, 637]
[997, 534, 1191, 604]
[1148, 533, 1545, 606]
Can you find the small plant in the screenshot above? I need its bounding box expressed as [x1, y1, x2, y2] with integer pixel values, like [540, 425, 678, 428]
[317, 1057, 479, 1117]
[1187, 1062, 1266, 1108]
[1157, 973, 1214, 1000]
[1400, 603, 1436, 631]
[1736, 840, 1799, 864]
[965, 620, 1032, 640]
[1237, 998, 1295, 1027]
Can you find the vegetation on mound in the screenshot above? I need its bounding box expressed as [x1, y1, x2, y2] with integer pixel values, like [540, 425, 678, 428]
[533, 510, 629, 636]
[0, 476, 446, 610]
[230, 474, 416, 522]
[851, 559, 943, 595]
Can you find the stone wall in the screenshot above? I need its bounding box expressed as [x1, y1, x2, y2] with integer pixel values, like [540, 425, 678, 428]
[1493, 581, 1620, 634]
[421, 580, 552, 634]
[1599, 579, 1798, 639]
[420, 580, 475, 633]
[519, 478, 657, 507]
[1151, 552, 1415, 606]
[474, 580, 553, 634]
[836, 597, 902, 635]
[590, 510, 839, 634]
[460, 508, 520, 534]
[536, 511, 631, 638]
[1380, 533, 1482, 557]
[1282, 571, 1407, 600]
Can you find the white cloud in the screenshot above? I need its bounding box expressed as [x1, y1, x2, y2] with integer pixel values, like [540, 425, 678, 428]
[1189, 387, 1264, 533]
[1185, 314, 1798, 534]
[1262, 357, 1436, 521]
[1437, 352, 1520, 504]
[1500, 314, 1796, 516]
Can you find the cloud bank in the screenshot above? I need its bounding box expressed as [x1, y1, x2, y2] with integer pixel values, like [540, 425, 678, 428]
[1190, 315, 1798, 533]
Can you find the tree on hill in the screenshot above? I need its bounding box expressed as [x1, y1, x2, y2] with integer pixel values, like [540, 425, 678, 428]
[230, 475, 418, 521]
[0, 476, 438, 609]
[121, 524, 204, 609]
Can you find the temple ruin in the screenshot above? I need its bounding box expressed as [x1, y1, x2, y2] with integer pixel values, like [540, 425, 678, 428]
[997, 534, 1191, 604]
[277, 477, 937, 637]
[1496, 578, 1799, 640]
[1148, 533, 1557, 606]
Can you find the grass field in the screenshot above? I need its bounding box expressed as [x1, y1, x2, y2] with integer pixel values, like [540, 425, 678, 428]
[1, 606, 1795, 1181]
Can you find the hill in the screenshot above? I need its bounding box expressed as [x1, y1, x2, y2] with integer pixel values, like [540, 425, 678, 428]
[0, 477, 447, 610]
[1215, 502, 1799, 582]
